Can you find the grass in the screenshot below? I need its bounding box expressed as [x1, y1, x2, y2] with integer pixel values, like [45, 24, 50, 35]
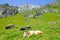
[0, 5, 60, 40]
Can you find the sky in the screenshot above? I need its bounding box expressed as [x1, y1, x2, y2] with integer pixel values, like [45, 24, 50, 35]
[0, 0, 55, 6]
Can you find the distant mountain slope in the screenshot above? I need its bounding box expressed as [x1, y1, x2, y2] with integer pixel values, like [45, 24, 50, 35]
[0, 0, 60, 18]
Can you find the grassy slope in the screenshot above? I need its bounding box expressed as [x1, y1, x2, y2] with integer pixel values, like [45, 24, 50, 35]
[0, 5, 60, 40]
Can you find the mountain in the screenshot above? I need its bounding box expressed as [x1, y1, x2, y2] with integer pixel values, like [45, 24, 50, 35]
[0, 0, 60, 18]
[18, 4, 41, 13]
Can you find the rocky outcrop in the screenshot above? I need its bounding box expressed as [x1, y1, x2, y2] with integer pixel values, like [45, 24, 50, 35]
[0, 3, 18, 18]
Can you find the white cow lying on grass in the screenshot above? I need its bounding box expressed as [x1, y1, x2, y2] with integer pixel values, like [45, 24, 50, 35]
[23, 30, 43, 37]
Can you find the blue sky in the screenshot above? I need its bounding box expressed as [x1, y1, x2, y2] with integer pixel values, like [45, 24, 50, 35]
[0, 0, 55, 6]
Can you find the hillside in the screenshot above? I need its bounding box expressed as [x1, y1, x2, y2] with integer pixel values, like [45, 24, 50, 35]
[0, 2, 60, 40]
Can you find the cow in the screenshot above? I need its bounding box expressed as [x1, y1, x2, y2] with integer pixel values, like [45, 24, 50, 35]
[23, 30, 43, 37]
[25, 25, 31, 29]
[5, 24, 14, 29]
[20, 27, 26, 30]
[20, 25, 31, 31]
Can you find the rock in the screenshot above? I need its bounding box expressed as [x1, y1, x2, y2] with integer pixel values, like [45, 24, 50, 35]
[28, 14, 36, 18]
[0, 3, 18, 18]
[0, 13, 3, 18]
[52, 9, 58, 12]
[35, 12, 45, 16]
[43, 9, 49, 12]
[48, 21, 57, 25]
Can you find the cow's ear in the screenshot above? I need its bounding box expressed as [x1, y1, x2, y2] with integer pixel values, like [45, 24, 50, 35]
[26, 32, 30, 35]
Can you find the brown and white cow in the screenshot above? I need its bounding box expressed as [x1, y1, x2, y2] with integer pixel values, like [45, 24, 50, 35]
[23, 30, 43, 37]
